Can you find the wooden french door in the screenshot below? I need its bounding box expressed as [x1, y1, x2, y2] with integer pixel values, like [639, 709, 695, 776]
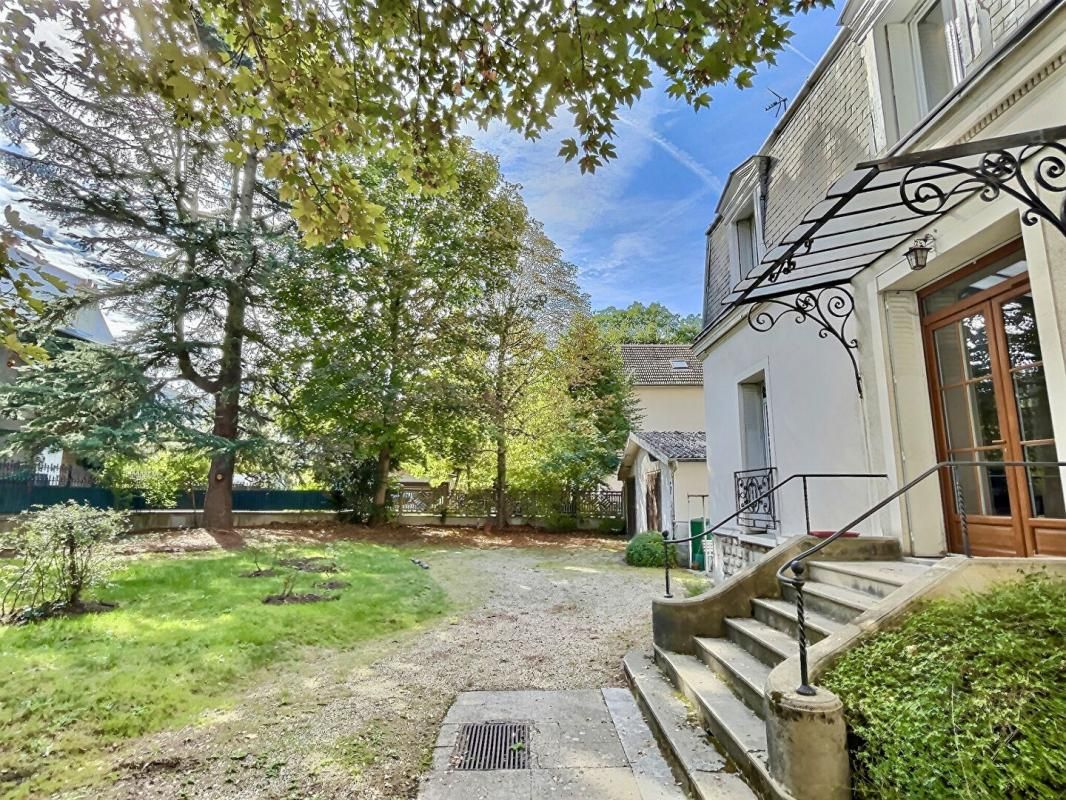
[921, 243, 1066, 556]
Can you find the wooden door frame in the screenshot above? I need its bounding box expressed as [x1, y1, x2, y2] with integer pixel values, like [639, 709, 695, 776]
[919, 240, 1048, 556]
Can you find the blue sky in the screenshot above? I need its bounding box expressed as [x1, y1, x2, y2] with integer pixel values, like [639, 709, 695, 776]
[472, 6, 841, 316]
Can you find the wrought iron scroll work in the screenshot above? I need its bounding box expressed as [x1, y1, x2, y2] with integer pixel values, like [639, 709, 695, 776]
[900, 143, 1066, 236]
[747, 286, 862, 397]
[735, 467, 777, 530]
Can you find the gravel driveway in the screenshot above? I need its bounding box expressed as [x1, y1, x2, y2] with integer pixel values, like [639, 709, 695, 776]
[102, 528, 690, 800]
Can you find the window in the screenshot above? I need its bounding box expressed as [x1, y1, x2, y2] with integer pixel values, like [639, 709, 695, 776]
[670, 359, 689, 370]
[912, 0, 963, 111]
[735, 214, 758, 278]
[879, 0, 974, 138]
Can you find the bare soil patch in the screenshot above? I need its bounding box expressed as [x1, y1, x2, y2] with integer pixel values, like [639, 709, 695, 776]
[261, 592, 338, 606]
[277, 556, 339, 573]
[116, 522, 626, 557]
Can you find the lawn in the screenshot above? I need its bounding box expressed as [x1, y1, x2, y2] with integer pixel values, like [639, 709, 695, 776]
[0, 541, 448, 798]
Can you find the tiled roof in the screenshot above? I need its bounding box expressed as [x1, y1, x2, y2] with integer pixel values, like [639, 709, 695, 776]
[634, 430, 706, 461]
[620, 344, 702, 386]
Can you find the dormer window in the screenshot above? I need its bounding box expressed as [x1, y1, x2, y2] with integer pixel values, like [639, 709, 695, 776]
[735, 214, 758, 278]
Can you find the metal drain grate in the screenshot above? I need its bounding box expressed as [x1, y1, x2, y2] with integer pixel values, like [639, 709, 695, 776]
[450, 721, 530, 770]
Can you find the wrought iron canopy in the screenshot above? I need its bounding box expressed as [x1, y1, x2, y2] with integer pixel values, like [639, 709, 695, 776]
[725, 125, 1066, 308]
[720, 126, 1066, 397]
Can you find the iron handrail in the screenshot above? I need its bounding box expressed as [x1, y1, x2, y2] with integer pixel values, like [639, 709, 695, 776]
[779, 459, 1066, 696]
[662, 471, 888, 598]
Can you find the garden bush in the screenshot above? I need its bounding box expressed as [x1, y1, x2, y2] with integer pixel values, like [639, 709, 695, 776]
[822, 573, 1066, 800]
[0, 501, 128, 621]
[625, 531, 676, 567]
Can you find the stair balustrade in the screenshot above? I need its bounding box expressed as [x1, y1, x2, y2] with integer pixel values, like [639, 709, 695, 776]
[780, 459, 1066, 695]
[662, 472, 888, 598]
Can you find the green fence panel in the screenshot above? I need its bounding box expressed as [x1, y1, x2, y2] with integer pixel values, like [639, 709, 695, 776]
[0, 484, 117, 514]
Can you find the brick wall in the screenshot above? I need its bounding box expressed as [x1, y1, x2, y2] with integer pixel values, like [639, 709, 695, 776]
[988, 0, 1045, 42]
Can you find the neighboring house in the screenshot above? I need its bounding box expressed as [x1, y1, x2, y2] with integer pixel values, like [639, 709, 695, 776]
[1, 251, 114, 473]
[621, 344, 704, 431]
[695, 0, 1066, 576]
[617, 345, 707, 541]
[617, 431, 706, 543]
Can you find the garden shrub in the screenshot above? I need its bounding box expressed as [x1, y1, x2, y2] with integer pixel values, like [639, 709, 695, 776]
[822, 573, 1066, 800]
[625, 531, 676, 567]
[0, 501, 128, 621]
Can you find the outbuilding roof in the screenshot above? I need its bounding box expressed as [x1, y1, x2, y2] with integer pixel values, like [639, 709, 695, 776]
[633, 430, 706, 461]
[620, 344, 702, 386]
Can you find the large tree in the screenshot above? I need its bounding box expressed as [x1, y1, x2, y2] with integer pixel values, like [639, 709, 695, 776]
[0, 44, 295, 528]
[544, 313, 639, 490]
[274, 146, 523, 524]
[593, 302, 703, 344]
[481, 221, 586, 526]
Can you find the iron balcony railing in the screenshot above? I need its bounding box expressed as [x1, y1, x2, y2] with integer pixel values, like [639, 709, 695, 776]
[779, 459, 1066, 696]
[734, 467, 778, 529]
[661, 472, 888, 599]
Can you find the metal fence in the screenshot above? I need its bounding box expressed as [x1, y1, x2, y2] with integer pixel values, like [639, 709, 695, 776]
[0, 462, 334, 515]
[0, 461, 623, 521]
[394, 486, 623, 521]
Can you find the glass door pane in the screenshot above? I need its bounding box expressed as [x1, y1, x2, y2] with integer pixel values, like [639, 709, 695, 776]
[1000, 292, 1064, 519]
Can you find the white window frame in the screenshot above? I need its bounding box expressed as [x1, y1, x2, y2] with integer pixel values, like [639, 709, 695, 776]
[907, 0, 965, 117]
[725, 192, 764, 286]
[872, 0, 985, 143]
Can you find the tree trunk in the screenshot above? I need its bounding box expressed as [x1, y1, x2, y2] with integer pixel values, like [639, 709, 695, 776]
[494, 328, 509, 529]
[201, 153, 255, 530]
[495, 430, 507, 528]
[370, 446, 391, 525]
[202, 391, 239, 529]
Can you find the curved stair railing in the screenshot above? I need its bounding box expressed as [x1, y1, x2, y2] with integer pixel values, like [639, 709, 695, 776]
[779, 459, 1066, 695]
[662, 472, 888, 598]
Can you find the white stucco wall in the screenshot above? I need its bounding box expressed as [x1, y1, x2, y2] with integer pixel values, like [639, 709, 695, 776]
[698, 310, 891, 542]
[633, 385, 705, 432]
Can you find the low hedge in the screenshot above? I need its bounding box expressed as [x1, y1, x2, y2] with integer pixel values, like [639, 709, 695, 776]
[625, 531, 676, 567]
[822, 573, 1066, 800]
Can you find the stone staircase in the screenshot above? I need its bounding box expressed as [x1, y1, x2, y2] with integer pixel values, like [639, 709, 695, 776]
[626, 556, 932, 800]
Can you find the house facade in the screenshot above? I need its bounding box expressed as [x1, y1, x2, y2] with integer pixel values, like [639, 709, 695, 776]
[1, 253, 114, 474]
[696, 0, 1066, 575]
[618, 345, 707, 544]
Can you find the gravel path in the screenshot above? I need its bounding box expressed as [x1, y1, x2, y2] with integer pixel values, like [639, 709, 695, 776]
[103, 531, 687, 800]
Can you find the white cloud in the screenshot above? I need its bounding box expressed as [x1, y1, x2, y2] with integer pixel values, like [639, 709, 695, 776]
[470, 84, 720, 310]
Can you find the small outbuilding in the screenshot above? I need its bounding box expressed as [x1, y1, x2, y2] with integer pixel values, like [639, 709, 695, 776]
[617, 430, 706, 544]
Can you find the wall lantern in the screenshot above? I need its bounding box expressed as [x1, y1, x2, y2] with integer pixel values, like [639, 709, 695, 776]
[905, 235, 935, 270]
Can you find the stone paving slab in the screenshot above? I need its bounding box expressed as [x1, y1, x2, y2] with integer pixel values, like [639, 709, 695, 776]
[419, 690, 690, 800]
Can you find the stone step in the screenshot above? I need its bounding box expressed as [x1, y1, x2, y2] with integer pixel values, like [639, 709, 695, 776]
[751, 597, 843, 643]
[724, 617, 796, 667]
[694, 637, 771, 719]
[807, 560, 930, 598]
[623, 651, 759, 800]
[782, 579, 876, 624]
[652, 646, 782, 800]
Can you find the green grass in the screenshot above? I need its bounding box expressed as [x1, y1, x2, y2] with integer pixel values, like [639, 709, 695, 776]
[822, 573, 1066, 800]
[0, 542, 448, 797]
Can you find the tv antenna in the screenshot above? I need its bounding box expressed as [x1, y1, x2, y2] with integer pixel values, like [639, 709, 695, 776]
[765, 89, 788, 118]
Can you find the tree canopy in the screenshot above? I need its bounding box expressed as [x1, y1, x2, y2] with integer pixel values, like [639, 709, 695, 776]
[3, 0, 828, 246]
[593, 302, 702, 344]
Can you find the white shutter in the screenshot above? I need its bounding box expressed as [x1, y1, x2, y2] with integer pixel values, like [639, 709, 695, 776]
[885, 23, 921, 134]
